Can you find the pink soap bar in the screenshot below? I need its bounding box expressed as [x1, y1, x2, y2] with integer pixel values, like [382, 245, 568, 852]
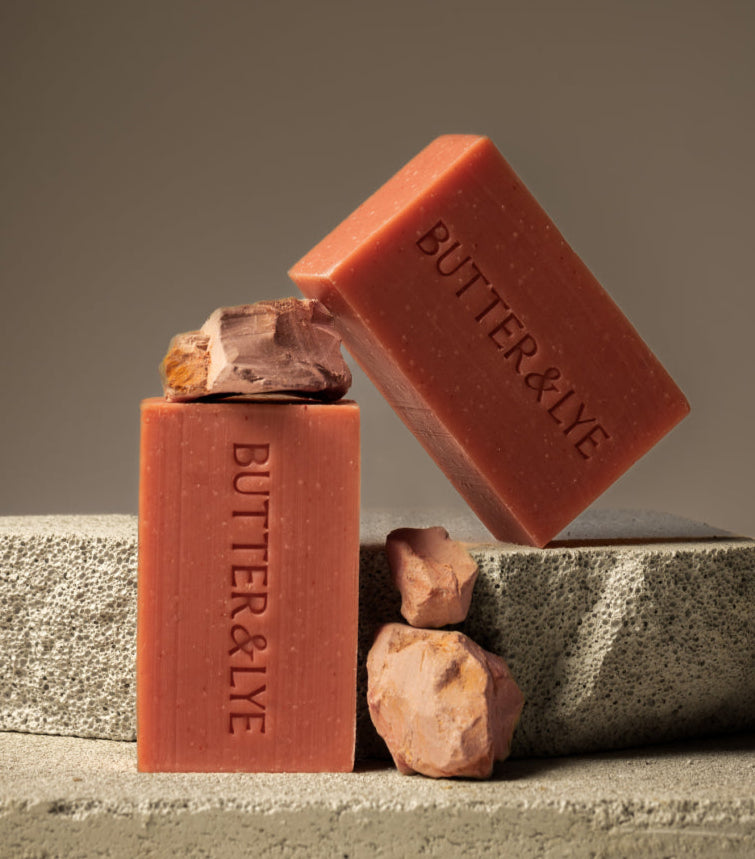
[137, 398, 360, 772]
[289, 135, 689, 547]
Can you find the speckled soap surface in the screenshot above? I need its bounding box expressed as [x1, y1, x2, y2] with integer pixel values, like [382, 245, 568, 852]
[1, 511, 753, 758]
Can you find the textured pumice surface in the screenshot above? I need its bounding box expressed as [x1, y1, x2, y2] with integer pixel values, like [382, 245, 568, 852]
[1, 732, 753, 858]
[357, 511, 755, 759]
[1, 512, 753, 760]
[0, 516, 137, 741]
[464, 539, 755, 757]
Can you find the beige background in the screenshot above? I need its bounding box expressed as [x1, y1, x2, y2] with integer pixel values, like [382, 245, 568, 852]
[1, 1, 753, 536]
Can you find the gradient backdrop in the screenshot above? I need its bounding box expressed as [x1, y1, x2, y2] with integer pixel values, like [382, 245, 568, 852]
[2, 1, 753, 536]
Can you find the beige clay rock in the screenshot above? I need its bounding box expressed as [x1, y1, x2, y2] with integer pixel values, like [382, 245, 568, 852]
[386, 526, 479, 627]
[367, 624, 524, 779]
[161, 298, 351, 401]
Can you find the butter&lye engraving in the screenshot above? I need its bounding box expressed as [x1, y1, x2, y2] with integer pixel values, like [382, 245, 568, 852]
[417, 220, 611, 460]
[228, 442, 270, 735]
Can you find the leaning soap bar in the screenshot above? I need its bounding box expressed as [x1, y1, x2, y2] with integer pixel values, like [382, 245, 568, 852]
[137, 397, 360, 772]
[289, 135, 689, 546]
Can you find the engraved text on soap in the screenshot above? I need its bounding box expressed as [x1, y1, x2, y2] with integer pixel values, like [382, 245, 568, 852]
[417, 220, 611, 459]
[228, 442, 270, 735]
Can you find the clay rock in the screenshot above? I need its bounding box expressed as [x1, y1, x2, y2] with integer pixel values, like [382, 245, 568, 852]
[160, 331, 211, 401]
[386, 526, 478, 627]
[161, 298, 351, 401]
[366, 624, 524, 778]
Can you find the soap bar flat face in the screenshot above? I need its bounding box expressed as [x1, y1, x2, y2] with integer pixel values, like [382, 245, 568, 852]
[137, 398, 360, 771]
[289, 136, 690, 546]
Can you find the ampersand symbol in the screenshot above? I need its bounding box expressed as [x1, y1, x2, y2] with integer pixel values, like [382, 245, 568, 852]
[525, 367, 561, 402]
[229, 625, 267, 659]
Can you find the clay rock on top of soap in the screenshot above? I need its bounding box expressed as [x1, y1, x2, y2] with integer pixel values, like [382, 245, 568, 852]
[161, 298, 351, 401]
[387, 526, 479, 627]
[367, 623, 524, 779]
[160, 331, 211, 401]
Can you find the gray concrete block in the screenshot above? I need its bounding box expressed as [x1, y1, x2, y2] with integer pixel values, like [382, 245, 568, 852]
[1, 731, 753, 858]
[0, 516, 138, 741]
[468, 538, 755, 758]
[2, 512, 753, 760]
[358, 510, 755, 758]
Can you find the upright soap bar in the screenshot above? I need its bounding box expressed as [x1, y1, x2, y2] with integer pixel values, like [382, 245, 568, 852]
[289, 135, 689, 546]
[137, 397, 360, 772]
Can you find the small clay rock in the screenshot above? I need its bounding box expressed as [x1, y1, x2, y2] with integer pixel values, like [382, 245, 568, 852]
[386, 526, 479, 627]
[367, 624, 524, 779]
[161, 298, 351, 401]
[160, 331, 210, 400]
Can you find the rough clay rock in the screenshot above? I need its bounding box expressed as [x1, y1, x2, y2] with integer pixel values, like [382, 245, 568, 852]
[367, 624, 524, 778]
[161, 297, 351, 401]
[159, 330, 210, 401]
[386, 526, 479, 627]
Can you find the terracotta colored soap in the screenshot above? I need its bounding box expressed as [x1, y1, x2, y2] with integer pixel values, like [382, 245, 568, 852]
[289, 135, 690, 546]
[137, 397, 360, 772]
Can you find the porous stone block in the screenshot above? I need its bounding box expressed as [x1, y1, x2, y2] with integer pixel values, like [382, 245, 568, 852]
[0, 516, 137, 741]
[464, 536, 755, 757]
[2, 512, 754, 762]
[357, 510, 755, 759]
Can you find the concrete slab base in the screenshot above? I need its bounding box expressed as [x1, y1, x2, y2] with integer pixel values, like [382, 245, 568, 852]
[1, 732, 752, 857]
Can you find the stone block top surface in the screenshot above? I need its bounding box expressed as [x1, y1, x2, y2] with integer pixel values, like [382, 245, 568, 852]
[361, 507, 740, 545]
[0, 514, 137, 538]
